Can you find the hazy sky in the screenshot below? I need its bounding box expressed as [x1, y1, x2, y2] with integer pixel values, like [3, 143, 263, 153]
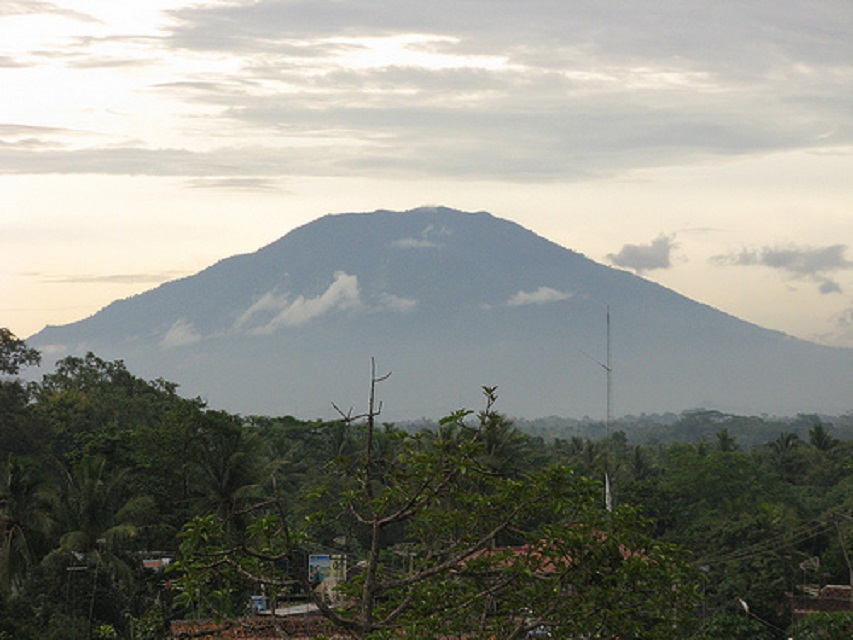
[2, 1, 852, 347]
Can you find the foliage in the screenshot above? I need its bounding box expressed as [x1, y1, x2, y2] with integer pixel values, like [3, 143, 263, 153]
[0, 454, 56, 595]
[789, 611, 853, 640]
[691, 611, 775, 640]
[130, 605, 169, 640]
[0, 331, 850, 638]
[174, 388, 700, 639]
[0, 328, 40, 376]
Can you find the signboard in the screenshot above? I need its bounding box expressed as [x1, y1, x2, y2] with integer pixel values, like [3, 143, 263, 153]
[308, 554, 346, 602]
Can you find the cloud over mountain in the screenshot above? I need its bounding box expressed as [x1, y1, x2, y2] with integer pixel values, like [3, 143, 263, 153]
[162, 319, 203, 348]
[236, 271, 361, 334]
[507, 287, 573, 307]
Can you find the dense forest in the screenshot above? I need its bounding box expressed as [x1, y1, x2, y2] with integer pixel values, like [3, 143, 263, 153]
[0, 328, 851, 639]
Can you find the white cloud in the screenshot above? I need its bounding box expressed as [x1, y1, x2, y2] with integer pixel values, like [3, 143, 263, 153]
[234, 290, 285, 330]
[379, 293, 417, 312]
[185, 177, 280, 191]
[391, 223, 451, 249]
[239, 271, 362, 334]
[507, 286, 572, 307]
[391, 237, 442, 249]
[161, 318, 202, 347]
[42, 271, 183, 284]
[38, 343, 69, 355]
[0, 1, 99, 22]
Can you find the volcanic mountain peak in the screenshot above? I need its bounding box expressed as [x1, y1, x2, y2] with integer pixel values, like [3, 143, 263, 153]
[30, 207, 852, 420]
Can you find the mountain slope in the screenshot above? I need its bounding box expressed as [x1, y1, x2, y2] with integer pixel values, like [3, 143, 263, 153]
[30, 207, 852, 420]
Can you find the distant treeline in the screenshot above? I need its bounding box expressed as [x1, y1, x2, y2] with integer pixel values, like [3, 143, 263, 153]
[402, 409, 853, 447]
[521, 409, 853, 446]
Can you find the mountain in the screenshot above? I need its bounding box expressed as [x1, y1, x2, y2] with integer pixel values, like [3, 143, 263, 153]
[28, 207, 852, 421]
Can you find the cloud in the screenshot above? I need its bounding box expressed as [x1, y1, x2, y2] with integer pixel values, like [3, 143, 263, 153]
[0, 1, 99, 22]
[507, 286, 572, 307]
[161, 319, 202, 348]
[41, 271, 184, 285]
[237, 271, 361, 334]
[0, 144, 379, 178]
[0, 2, 848, 186]
[814, 304, 853, 348]
[234, 291, 284, 330]
[755, 245, 850, 275]
[391, 237, 442, 249]
[607, 234, 676, 273]
[391, 223, 451, 249]
[836, 306, 853, 342]
[65, 56, 155, 69]
[166, 1, 849, 75]
[0, 124, 83, 150]
[38, 343, 70, 355]
[0, 55, 28, 68]
[0, 146, 223, 176]
[712, 244, 851, 294]
[185, 177, 281, 191]
[818, 281, 842, 294]
[378, 293, 418, 312]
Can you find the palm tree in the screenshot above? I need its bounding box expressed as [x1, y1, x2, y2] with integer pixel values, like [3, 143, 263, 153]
[190, 412, 264, 537]
[0, 455, 56, 594]
[476, 412, 535, 478]
[629, 445, 656, 481]
[771, 431, 800, 456]
[808, 423, 837, 451]
[716, 428, 739, 453]
[55, 457, 154, 589]
[769, 432, 803, 482]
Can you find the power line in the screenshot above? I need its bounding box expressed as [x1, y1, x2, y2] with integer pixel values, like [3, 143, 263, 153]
[697, 514, 851, 566]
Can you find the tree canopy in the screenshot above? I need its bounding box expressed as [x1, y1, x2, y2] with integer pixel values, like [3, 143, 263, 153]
[0, 329, 850, 639]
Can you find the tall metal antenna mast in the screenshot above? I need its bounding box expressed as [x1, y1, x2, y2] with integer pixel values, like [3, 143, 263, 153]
[606, 305, 612, 437]
[577, 306, 613, 436]
[575, 307, 613, 511]
[604, 306, 613, 511]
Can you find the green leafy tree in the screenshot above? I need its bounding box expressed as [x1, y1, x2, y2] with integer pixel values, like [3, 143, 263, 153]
[0, 330, 46, 457]
[19, 548, 130, 639]
[0, 329, 40, 377]
[174, 384, 699, 639]
[692, 611, 775, 640]
[33, 353, 183, 467]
